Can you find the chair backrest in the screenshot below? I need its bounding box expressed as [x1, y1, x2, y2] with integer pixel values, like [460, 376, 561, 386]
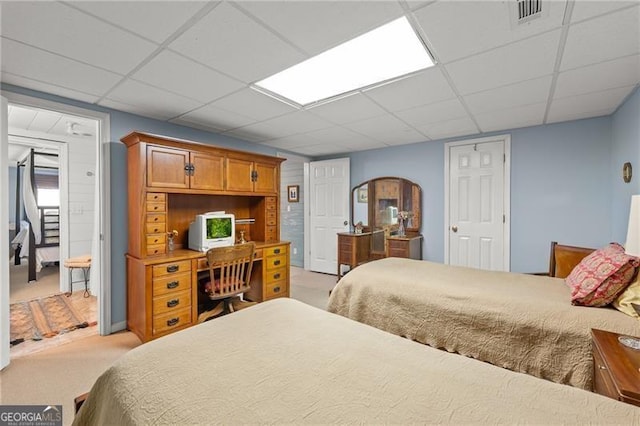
[548, 241, 595, 278]
[206, 242, 255, 300]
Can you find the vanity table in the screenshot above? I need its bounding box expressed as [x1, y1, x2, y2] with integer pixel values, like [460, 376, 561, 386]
[337, 177, 423, 279]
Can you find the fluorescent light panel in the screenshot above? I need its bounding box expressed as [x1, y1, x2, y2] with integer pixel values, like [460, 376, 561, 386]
[254, 17, 434, 106]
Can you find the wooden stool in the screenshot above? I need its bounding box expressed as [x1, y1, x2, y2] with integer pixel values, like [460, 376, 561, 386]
[64, 255, 91, 297]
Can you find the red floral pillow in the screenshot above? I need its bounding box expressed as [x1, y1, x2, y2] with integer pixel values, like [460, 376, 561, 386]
[566, 243, 639, 307]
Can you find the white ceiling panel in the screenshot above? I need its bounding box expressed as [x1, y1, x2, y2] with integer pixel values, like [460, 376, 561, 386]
[414, 0, 565, 63]
[261, 135, 310, 150]
[475, 102, 546, 132]
[548, 86, 636, 122]
[210, 88, 297, 122]
[28, 110, 62, 133]
[561, 6, 640, 71]
[235, 111, 333, 140]
[101, 80, 202, 121]
[222, 128, 270, 143]
[419, 116, 479, 140]
[446, 29, 561, 95]
[131, 50, 245, 103]
[302, 125, 376, 145]
[173, 104, 256, 132]
[364, 67, 457, 112]
[169, 2, 306, 83]
[8, 105, 37, 130]
[1, 72, 100, 104]
[0, 1, 157, 75]
[70, 1, 207, 43]
[236, 1, 404, 56]
[395, 98, 469, 127]
[1, 39, 122, 96]
[464, 76, 553, 115]
[307, 93, 388, 125]
[570, 1, 637, 23]
[344, 114, 425, 143]
[555, 55, 640, 99]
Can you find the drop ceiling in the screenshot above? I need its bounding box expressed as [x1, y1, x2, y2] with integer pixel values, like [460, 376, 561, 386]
[1, 1, 638, 157]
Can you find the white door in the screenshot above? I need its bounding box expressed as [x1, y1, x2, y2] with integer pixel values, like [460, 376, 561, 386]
[309, 158, 350, 274]
[1, 96, 10, 369]
[445, 136, 510, 271]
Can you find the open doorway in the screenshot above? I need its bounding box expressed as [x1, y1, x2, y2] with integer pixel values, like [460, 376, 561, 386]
[7, 103, 100, 358]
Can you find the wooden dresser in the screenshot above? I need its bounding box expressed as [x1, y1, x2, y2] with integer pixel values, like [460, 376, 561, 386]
[122, 132, 289, 342]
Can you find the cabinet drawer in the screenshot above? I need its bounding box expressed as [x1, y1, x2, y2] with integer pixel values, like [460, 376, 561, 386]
[253, 248, 263, 260]
[146, 222, 166, 234]
[266, 218, 277, 226]
[265, 267, 286, 283]
[153, 308, 191, 335]
[153, 290, 191, 315]
[265, 196, 277, 204]
[147, 244, 166, 256]
[153, 260, 192, 277]
[146, 193, 166, 202]
[265, 228, 278, 241]
[264, 246, 287, 257]
[152, 272, 191, 296]
[265, 280, 287, 300]
[146, 202, 166, 212]
[265, 254, 287, 270]
[146, 233, 166, 246]
[266, 210, 277, 220]
[266, 202, 277, 211]
[146, 213, 166, 224]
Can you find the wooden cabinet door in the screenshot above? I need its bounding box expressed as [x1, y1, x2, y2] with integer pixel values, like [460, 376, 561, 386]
[226, 157, 254, 192]
[190, 151, 224, 191]
[254, 162, 277, 193]
[147, 146, 189, 188]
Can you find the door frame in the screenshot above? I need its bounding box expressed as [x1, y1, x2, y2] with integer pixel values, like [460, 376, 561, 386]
[444, 134, 511, 270]
[1, 91, 112, 338]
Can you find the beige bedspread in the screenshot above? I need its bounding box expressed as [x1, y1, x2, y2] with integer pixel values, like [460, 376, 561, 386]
[74, 299, 639, 425]
[327, 258, 640, 391]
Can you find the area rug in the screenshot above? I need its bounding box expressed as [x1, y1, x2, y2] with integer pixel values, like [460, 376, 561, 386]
[10, 294, 95, 345]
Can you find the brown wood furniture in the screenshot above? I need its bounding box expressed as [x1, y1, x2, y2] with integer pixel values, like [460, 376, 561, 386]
[548, 241, 595, 278]
[591, 328, 640, 406]
[122, 132, 289, 342]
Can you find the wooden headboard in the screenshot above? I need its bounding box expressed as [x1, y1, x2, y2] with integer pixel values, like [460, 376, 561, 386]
[548, 241, 595, 278]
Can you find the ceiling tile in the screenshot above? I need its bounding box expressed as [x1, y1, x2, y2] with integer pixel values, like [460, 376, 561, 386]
[303, 126, 375, 145]
[345, 114, 425, 144]
[98, 98, 168, 121]
[211, 88, 297, 121]
[49, 115, 97, 137]
[7, 105, 37, 129]
[260, 135, 310, 150]
[28, 110, 63, 133]
[236, 1, 404, 56]
[570, 1, 638, 23]
[307, 93, 388, 125]
[548, 85, 635, 122]
[464, 76, 553, 115]
[1, 72, 101, 104]
[555, 55, 640, 99]
[1, 38, 122, 96]
[172, 104, 256, 132]
[0, 2, 157, 75]
[475, 102, 546, 132]
[70, 1, 207, 43]
[445, 30, 561, 95]
[364, 67, 457, 112]
[561, 6, 640, 71]
[395, 98, 469, 127]
[222, 128, 270, 143]
[419, 116, 479, 140]
[101, 80, 202, 120]
[414, 0, 565, 62]
[131, 50, 245, 103]
[235, 111, 332, 140]
[169, 2, 306, 83]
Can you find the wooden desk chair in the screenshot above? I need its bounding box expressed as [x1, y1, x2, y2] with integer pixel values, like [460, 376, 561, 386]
[548, 241, 595, 278]
[198, 242, 256, 323]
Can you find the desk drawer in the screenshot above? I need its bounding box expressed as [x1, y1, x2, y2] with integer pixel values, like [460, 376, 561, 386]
[146, 213, 166, 224]
[147, 244, 166, 256]
[264, 245, 287, 257]
[153, 308, 191, 335]
[265, 254, 287, 270]
[146, 193, 166, 202]
[153, 290, 191, 315]
[153, 272, 191, 296]
[146, 223, 166, 234]
[265, 267, 286, 284]
[265, 280, 287, 300]
[146, 233, 166, 246]
[153, 260, 191, 277]
[146, 202, 166, 212]
[593, 345, 618, 400]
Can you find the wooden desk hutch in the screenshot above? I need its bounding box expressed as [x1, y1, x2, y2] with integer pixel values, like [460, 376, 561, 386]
[122, 132, 290, 342]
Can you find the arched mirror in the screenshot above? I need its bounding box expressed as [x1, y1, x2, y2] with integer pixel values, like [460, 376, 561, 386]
[351, 177, 421, 233]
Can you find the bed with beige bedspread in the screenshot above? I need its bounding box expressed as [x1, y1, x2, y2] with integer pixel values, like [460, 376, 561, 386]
[74, 298, 638, 425]
[327, 257, 639, 391]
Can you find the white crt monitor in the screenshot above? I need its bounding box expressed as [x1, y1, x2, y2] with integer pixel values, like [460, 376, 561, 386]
[188, 212, 235, 252]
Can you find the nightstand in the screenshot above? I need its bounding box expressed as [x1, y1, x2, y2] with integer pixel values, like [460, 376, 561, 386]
[591, 328, 640, 406]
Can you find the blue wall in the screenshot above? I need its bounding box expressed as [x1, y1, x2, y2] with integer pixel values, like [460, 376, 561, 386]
[611, 88, 640, 242]
[334, 117, 615, 273]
